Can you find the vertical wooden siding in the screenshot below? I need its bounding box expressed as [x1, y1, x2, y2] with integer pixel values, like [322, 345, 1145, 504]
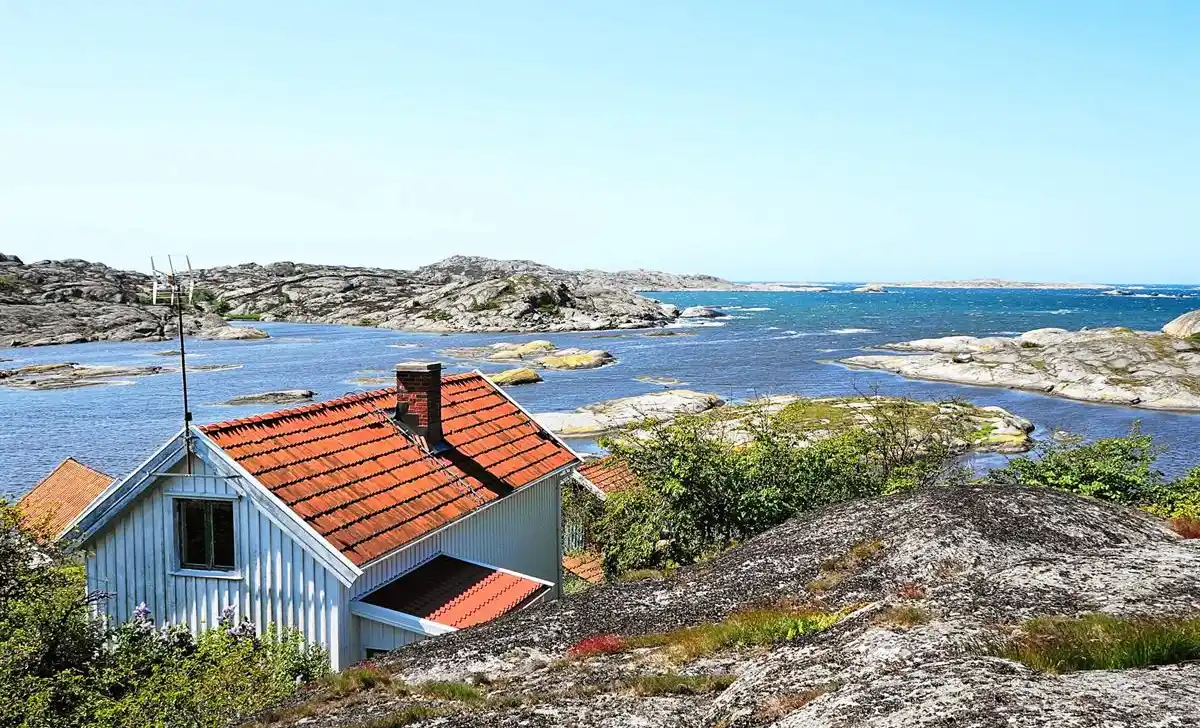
[84, 454, 351, 670]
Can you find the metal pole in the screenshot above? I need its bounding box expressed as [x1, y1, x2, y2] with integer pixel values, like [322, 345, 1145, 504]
[176, 293, 193, 475]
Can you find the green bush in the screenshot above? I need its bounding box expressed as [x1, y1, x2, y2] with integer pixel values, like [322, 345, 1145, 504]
[594, 402, 961, 576]
[989, 426, 1164, 506]
[0, 501, 326, 728]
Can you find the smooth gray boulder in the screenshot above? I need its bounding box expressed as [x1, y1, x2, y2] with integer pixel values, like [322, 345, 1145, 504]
[1163, 310, 1200, 339]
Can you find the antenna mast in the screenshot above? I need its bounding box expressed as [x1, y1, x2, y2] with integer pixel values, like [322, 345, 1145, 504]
[151, 255, 197, 474]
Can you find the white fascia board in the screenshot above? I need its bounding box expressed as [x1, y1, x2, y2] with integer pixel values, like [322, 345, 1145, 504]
[69, 428, 190, 541]
[450, 552, 556, 587]
[348, 600, 457, 637]
[569, 469, 609, 501]
[191, 427, 363, 587]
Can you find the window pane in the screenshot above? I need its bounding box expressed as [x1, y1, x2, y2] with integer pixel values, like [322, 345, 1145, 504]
[211, 501, 235, 569]
[179, 500, 208, 568]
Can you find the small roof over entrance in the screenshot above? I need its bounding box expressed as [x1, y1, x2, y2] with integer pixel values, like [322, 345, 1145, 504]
[361, 555, 549, 630]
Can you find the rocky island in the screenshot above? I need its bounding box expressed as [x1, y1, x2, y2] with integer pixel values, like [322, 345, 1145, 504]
[0, 253, 792, 347]
[841, 311, 1200, 411]
[248, 485, 1200, 727]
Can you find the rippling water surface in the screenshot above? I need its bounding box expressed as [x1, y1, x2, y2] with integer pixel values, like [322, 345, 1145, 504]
[3, 285, 1198, 498]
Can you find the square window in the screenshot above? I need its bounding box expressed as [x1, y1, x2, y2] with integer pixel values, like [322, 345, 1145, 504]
[176, 499, 236, 571]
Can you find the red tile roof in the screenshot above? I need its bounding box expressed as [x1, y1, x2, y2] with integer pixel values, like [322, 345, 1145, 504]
[200, 372, 578, 566]
[361, 555, 548, 629]
[18, 458, 114, 538]
[577, 455, 639, 497]
[562, 551, 605, 584]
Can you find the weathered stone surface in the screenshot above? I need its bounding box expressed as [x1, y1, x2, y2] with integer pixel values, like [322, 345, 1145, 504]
[1163, 309, 1200, 339]
[488, 368, 542, 386]
[442, 341, 615, 370]
[852, 283, 888, 293]
[679, 305, 725, 318]
[258, 486, 1200, 728]
[0, 362, 165, 390]
[222, 390, 314, 405]
[195, 324, 270, 341]
[535, 390, 725, 436]
[842, 324, 1200, 411]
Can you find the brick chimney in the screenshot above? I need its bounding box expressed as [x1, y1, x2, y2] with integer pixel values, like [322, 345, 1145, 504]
[395, 362, 443, 447]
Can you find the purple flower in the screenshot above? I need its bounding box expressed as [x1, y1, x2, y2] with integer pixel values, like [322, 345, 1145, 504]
[132, 602, 151, 622]
[218, 604, 237, 626]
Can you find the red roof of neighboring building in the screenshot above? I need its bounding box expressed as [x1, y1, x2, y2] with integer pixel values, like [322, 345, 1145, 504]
[362, 555, 548, 629]
[200, 372, 578, 566]
[577, 455, 639, 496]
[18, 458, 114, 538]
[562, 551, 605, 584]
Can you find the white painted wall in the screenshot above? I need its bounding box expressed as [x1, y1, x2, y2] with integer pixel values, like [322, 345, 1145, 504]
[84, 453, 352, 670]
[353, 470, 566, 658]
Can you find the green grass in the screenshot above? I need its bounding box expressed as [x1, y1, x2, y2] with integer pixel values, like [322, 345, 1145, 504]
[808, 540, 885, 594]
[624, 673, 736, 696]
[0, 274, 19, 290]
[353, 706, 446, 727]
[416, 680, 484, 703]
[629, 607, 848, 660]
[990, 613, 1200, 673]
[773, 399, 853, 431]
[225, 313, 263, 321]
[873, 604, 931, 629]
[325, 665, 392, 697]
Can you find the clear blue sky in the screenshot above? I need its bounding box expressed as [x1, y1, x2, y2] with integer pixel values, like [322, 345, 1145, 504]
[1, 2, 1196, 282]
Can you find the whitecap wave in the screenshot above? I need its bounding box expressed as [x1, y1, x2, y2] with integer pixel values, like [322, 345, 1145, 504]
[665, 320, 727, 328]
[829, 328, 875, 334]
[388, 343, 420, 348]
[1033, 309, 1078, 315]
[741, 307, 772, 312]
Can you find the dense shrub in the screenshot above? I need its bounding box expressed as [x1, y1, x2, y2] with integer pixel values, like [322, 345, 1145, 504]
[0, 501, 327, 728]
[990, 427, 1200, 519]
[595, 400, 964, 575]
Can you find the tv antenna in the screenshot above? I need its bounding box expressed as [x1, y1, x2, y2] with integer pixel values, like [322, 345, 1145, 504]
[151, 255, 197, 473]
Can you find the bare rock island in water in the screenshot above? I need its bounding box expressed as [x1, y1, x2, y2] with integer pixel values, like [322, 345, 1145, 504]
[841, 311, 1200, 411]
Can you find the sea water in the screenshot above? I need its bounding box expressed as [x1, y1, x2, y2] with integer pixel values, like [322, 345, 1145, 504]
[2, 284, 1198, 498]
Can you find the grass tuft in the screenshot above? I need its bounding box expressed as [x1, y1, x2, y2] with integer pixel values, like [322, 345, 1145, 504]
[989, 613, 1200, 673]
[568, 634, 628, 659]
[873, 604, 931, 629]
[808, 540, 885, 594]
[353, 705, 445, 727]
[754, 685, 836, 722]
[416, 680, 484, 703]
[629, 607, 849, 660]
[326, 665, 392, 697]
[1168, 516, 1200, 539]
[624, 673, 735, 696]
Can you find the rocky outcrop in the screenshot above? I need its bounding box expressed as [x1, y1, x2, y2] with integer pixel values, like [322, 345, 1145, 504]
[1163, 309, 1200, 339]
[221, 390, 314, 406]
[535, 390, 725, 436]
[199, 256, 679, 333]
[0, 257, 266, 347]
[0, 362, 165, 390]
[842, 325, 1200, 411]
[256, 485, 1200, 727]
[488, 368, 542, 386]
[884, 278, 1107, 289]
[442, 341, 615, 370]
[851, 283, 888, 294]
[679, 306, 725, 319]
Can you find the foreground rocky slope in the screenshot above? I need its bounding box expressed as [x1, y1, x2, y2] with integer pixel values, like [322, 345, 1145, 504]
[1, 254, 766, 346]
[252, 485, 1200, 727]
[842, 316, 1200, 411]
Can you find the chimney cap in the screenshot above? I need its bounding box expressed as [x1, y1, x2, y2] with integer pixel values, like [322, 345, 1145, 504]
[395, 361, 442, 373]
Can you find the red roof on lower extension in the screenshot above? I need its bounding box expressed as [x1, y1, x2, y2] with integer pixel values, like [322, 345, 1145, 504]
[362, 554, 548, 629]
[577, 455, 639, 496]
[200, 372, 578, 566]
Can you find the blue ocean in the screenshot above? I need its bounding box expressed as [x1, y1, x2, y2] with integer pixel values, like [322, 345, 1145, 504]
[3, 285, 1198, 499]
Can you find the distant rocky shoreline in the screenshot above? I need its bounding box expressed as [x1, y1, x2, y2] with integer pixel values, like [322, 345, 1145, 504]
[0, 253, 776, 348]
[841, 310, 1200, 411]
